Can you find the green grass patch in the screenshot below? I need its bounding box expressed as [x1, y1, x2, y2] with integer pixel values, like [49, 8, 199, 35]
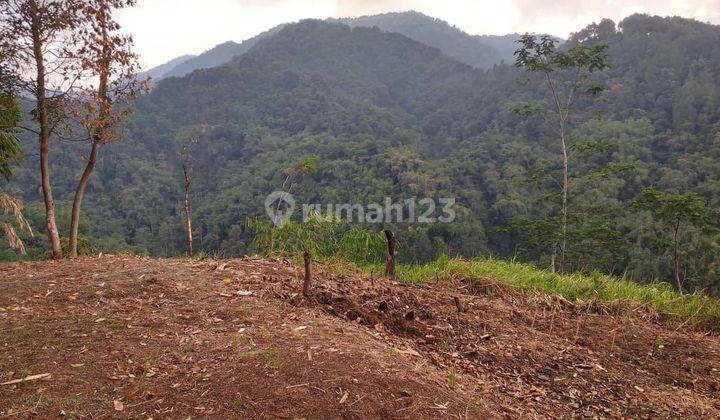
[248, 217, 719, 330]
[319, 254, 719, 330]
[391, 256, 720, 330]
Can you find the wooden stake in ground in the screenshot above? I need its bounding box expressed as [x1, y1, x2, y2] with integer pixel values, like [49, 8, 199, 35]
[384, 229, 396, 281]
[303, 249, 312, 297]
[454, 296, 465, 313]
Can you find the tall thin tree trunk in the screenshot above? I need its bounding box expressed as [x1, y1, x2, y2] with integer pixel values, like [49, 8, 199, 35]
[179, 137, 196, 258]
[182, 168, 193, 258]
[559, 124, 568, 274]
[69, 3, 110, 258]
[31, 4, 62, 260]
[69, 142, 100, 257]
[545, 72, 570, 275]
[673, 221, 682, 294]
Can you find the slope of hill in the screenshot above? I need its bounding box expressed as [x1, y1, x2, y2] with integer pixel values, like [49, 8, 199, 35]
[6, 15, 720, 294]
[142, 10, 519, 83]
[163, 41, 245, 78]
[476, 33, 523, 63]
[139, 54, 196, 81]
[1, 256, 719, 417]
[143, 24, 286, 81]
[146, 20, 477, 126]
[335, 11, 505, 68]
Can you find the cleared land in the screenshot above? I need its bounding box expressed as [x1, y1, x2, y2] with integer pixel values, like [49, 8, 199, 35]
[1, 255, 719, 418]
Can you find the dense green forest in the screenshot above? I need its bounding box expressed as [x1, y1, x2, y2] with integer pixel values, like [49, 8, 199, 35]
[3, 13, 720, 294]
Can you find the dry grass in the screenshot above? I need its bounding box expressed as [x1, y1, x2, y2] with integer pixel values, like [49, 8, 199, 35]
[0, 192, 33, 254]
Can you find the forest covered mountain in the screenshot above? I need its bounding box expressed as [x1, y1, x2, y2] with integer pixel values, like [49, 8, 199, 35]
[334, 11, 520, 68]
[141, 25, 286, 81]
[143, 10, 524, 82]
[139, 54, 196, 81]
[6, 14, 720, 294]
[159, 41, 247, 79]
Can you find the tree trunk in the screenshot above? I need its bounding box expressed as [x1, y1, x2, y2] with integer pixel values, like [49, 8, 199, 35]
[31, 5, 62, 260]
[69, 142, 100, 257]
[559, 123, 569, 275]
[544, 71, 571, 276]
[69, 3, 110, 258]
[182, 174, 193, 258]
[384, 229, 396, 281]
[303, 249, 312, 297]
[181, 146, 193, 258]
[673, 220, 682, 294]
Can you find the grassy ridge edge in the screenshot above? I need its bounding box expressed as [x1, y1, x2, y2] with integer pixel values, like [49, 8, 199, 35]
[326, 255, 720, 330]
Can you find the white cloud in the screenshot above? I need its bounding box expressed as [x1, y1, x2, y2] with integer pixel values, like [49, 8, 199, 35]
[117, 0, 720, 70]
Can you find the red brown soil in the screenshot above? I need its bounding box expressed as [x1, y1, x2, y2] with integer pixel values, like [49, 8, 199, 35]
[1, 255, 719, 419]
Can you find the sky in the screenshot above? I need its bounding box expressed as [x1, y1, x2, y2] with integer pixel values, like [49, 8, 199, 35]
[117, 0, 720, 70]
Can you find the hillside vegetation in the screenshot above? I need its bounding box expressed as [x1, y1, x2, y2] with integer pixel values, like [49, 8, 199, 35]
[5, 14, 720, 296]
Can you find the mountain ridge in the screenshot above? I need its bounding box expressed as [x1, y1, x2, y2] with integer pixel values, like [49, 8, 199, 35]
[140, 10, 525, 82]
[333, 11, 506, 68]
[143, 24, 287, 81]
[139, 53, 196, 81]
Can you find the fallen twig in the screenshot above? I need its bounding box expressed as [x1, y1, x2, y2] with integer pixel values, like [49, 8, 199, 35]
[1, 373, 51, 386]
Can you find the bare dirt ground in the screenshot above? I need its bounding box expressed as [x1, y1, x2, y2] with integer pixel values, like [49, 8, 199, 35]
[1, 255, 719, 419]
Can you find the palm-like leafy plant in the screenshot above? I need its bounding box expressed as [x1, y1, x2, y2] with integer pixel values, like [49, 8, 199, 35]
[0, 92, 32, 254]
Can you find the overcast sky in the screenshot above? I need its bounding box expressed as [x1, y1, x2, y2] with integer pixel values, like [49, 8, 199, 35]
[117, 0, 720, 70]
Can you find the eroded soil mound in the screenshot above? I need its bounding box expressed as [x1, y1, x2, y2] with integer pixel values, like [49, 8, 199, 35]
[1, 255, 719, 418]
